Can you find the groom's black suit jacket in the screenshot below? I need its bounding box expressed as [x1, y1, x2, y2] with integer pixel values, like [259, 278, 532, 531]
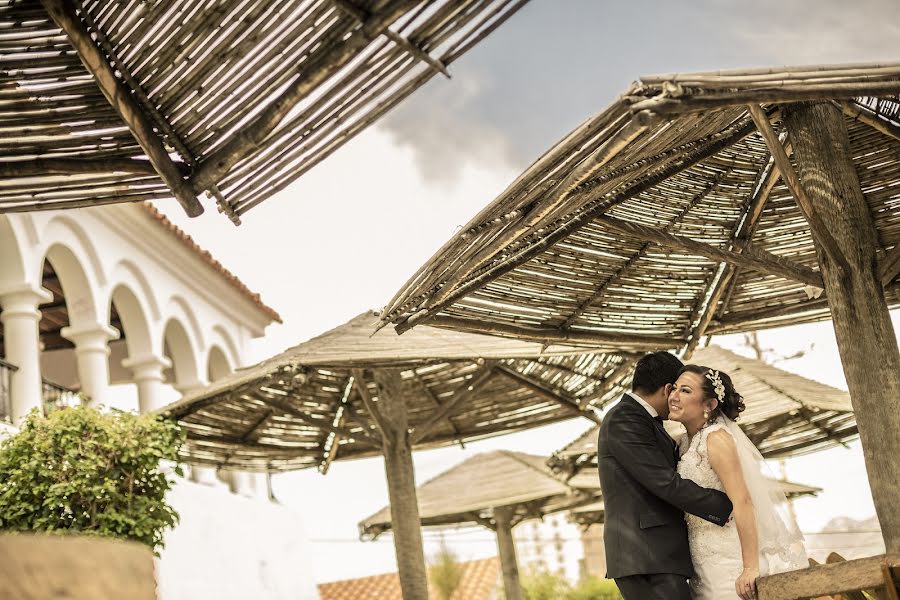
[598, 394, 733, 579]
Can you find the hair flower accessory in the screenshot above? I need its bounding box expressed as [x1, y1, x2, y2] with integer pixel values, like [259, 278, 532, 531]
[706, 369, 726, 403]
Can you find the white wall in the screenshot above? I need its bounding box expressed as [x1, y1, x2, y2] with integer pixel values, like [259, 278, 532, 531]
[157, 479, 321, 600]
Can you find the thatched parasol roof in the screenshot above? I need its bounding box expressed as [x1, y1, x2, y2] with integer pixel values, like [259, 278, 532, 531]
[2, 0, 529, 220]
[161, 311, 636, 472]
[359, 450, 596, 539]
[379, 62, 900, 347]
[549, 345, 856, 475]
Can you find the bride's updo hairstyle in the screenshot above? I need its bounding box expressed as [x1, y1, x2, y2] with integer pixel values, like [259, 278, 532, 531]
[679, 364, 746, 421]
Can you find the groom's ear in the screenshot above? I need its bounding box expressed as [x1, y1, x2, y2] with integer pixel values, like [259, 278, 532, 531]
[664, 382, 673, 396]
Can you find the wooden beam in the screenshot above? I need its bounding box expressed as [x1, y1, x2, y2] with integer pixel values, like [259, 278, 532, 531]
[495, 365, 602, 425]
[840, 100, 900, 144]
[329, 0, 450, 78]
[409, 366, 496, 445]
[748, 103, 850, 278]
[256, 395, 381, 448]
[594, 214, 825, 288]
[746, 412, 795, 447]
[191, 0, 421, 194]
[39, 0, 203, 217]
[879, 244, 900, 287]
[320, 376, 355, 475]
[426, 315, 677, 350]
[410, 372, 465, 446]
[757, 553, 900, 600]
[0, 158, 182, 178]
[351, 369, 392, 439]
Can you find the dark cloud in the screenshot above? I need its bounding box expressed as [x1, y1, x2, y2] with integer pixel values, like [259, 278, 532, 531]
[381, 0, 900, 183]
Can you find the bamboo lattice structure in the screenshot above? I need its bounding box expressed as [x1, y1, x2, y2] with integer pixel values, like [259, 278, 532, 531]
[359, 450, 597, 539]
[1, 0, 530, 220]
[160, 311, 632, 472]
[380, 62, 900, 342]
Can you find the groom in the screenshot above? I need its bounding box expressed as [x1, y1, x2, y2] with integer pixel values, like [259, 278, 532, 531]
[598, 351, 733, 600]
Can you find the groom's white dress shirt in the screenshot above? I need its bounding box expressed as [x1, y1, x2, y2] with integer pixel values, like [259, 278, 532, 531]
[626, 391, 659, 418]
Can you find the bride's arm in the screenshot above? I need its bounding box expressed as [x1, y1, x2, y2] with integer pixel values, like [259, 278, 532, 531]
[707, 429, 759, 600]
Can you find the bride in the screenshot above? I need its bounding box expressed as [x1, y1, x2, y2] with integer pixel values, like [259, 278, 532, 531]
[668, 365, 808, 599]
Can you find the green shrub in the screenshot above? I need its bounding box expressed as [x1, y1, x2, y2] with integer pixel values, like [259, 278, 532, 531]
[520, 571, 572, 600]
[0, 406, 184, 554]
[428, 541, 463, 600]
[567, 576, 622, 600]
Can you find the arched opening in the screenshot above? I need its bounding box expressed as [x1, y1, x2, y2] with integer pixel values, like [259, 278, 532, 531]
[162, 319, 201, 392]
[37, 249, 96, 412]
[207, 346, 233, 383]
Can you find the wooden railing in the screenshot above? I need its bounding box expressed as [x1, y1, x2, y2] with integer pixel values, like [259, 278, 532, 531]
[758, 553, 899, 600]
[42, 379, 82, 414]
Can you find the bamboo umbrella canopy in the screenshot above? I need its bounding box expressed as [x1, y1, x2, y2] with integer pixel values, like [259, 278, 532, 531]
[379, 62, 900, 555]
[549, 344, 856, 477]
[359, 450, 598, 600]
[161, 311, 636, 598]
[1, 0, 529, 221]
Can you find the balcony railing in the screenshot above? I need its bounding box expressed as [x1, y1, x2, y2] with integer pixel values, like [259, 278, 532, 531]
[42, 379, 83, 414]
[0, 358, 84, 422]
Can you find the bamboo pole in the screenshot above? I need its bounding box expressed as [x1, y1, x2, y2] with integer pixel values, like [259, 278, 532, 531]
[38, 0, 203, 217]
[408, 366, 495, 445]
[496, 366, 603, 425]
[493, 506, 524, 600]
[748, 103, 850, 278]
[784, 101, 900, 554]
[190, 0, 420, 194]
[373, 368, 429, 600]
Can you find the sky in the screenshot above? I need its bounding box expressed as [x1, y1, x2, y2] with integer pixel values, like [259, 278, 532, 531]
[157, 0, 900, 584]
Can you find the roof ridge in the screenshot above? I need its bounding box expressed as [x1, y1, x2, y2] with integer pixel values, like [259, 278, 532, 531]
[139, 202, 282, 323]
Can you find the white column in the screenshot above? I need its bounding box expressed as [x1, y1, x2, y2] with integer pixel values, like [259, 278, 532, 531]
[121, 353, 171, 413]
[0, 285, 52, 425]
[61, 324, 118, 407]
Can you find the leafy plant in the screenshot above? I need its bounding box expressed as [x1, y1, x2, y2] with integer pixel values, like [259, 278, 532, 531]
[428, 540, 463, 600]
[0, 405, 184, 554]
[520, 571, 571, 600]
[566, 576, 623, 600]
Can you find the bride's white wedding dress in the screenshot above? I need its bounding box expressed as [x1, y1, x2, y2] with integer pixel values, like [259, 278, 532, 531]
[677, 417, 808, 599]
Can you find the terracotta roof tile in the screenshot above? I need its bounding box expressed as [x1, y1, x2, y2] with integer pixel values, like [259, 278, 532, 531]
[140, 202, 282, 323]
[318, 557, 501, 600]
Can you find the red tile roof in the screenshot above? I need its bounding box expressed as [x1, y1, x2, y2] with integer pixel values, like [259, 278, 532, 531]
[140, 202, 282, 323]
[318, 557, 501, 600]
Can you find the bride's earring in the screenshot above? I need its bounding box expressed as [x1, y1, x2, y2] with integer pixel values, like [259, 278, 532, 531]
[703, 410, 710, 420]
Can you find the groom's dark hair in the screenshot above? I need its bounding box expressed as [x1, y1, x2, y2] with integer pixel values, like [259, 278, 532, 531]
[632, 351, 684, 395]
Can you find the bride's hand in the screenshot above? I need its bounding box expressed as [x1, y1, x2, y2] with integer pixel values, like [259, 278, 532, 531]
[735, 567, 759, 600]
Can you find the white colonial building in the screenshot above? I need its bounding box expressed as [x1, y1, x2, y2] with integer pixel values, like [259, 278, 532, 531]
[0, 203, 321, 600]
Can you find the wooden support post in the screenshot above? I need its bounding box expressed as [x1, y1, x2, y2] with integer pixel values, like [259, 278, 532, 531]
[373, 369, 429, 600]
[409, 366, 495, 445]
[784, 101, 900, 554]
[39, 0, 204, 217]
[493, 506, 524, 600]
